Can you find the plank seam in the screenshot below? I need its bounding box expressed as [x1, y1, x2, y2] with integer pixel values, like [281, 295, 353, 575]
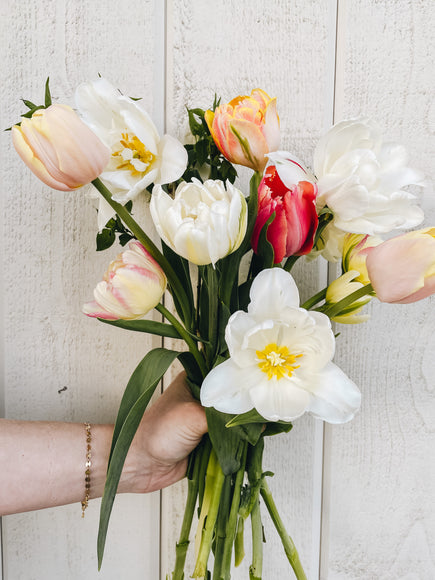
[320, 0, 341, 578]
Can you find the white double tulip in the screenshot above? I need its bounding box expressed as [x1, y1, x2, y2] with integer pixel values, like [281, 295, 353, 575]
[75, 77, 187, 229]
[314, 119, 424, 261]
[150, 178, 247, 266]
[200, 268, 361, 423]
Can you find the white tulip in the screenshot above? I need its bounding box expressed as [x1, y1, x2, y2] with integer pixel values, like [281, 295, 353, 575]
[150, 178, 248, 266]
[200, 268, 361, 423]
[75, 77, 187, 229]
[314, 119, 424, 260]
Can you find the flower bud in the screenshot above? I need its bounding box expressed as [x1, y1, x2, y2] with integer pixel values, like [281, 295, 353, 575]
[12, 104, 110, 191]
[205, 89, 280, 172]
[365, 227, 435, 304]
[342, 233, 383, 285]
[325, 271, 372, 324]
[83, 241, 166, 320]
[150, 179, 247, 266]
[252, 159, 318, 263]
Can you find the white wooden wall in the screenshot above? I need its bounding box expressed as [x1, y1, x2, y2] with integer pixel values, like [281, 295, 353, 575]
[1, 1, 434, 578]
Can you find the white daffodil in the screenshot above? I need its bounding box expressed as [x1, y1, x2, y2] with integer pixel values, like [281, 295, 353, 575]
[313, 118, 424, 260]
[150, 178, 247, 266]
[75, 77, 187, 229]
[201, 268, 361, 423]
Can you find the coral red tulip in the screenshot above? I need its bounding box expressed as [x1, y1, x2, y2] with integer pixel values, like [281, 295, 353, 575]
[252, 164, 318, 263]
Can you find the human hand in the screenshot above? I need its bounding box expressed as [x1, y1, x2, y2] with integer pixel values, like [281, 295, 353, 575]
[120, 372, 208, 494]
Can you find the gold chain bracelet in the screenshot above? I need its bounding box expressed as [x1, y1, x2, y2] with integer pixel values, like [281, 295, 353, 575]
[81, 422, 92, 517]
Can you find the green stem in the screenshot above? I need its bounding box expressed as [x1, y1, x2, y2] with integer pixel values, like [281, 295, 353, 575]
[193, 450, 225, 578]
[155, 303, 207, 378]
[91, 178, 191, 324]
[283, 254, 301, 272]
[260, 480, 307, 580]
[219, 443, 248, 578]
[249, 500, 263, 580]
[172, 445, 203, 580]
[234, 516, 245, 568]
[212, 475, 233, 579]
[301, 287, 327, 310]
[320, 283, 374, 319]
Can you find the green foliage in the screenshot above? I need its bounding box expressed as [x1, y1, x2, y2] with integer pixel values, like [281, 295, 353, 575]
[180, 104, 237, 184]
[97, 317, 183, 339]
[96, 201, 135, 251]
[5, 77, 51, 130]
[98, 348, 181, 568]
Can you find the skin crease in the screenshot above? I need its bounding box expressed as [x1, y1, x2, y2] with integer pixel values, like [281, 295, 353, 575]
[0, 373, 207, 516]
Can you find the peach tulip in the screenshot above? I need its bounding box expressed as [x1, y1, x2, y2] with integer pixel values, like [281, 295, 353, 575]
[205, 89, 280, 172]
[83, 241, 167, 320]
[12, 104, 110, 191]
[365, 227, 435, 304]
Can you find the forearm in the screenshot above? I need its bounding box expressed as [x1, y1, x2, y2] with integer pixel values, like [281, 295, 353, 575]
[0, 419, 116, 516]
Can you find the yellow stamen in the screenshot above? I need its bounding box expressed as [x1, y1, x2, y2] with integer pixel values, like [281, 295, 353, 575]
[256, 343, 302, 380]
[112, 132, 155, 176]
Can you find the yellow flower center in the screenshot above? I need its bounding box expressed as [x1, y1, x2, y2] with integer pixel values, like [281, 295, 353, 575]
[113, 132, 155, 176]
[256, 343, 302, 380]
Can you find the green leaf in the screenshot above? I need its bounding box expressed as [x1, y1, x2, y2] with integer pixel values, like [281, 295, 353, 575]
[251, 213, 275, 276]
[162, 240, 194, 328]
[205, 407, 263, 475]
[21, 99, 37, 109]
[263, 422, 293, 437]
[98, 348, 180, 568]
[96, 226, 116, 251]
[44, 77, 52, 107]
[225, 409, 267, 426]
[187, 107, 206, 137]
[97, 317, 183, 339]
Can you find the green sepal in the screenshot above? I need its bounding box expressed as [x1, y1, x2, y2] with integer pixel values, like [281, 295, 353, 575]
[97, 317, 183, 340]
[205, 407, 263, 475]
[98, 347, 180, 569]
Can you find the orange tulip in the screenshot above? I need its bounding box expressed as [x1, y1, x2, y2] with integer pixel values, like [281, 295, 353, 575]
[205, 89, 280, 172]
[12, 104, 110, 191]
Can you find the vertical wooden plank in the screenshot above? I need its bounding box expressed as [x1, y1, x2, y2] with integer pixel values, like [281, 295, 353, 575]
[161, 1, 338, 577]
[0, 1, 164, 578]
[321, 0, 435, 577]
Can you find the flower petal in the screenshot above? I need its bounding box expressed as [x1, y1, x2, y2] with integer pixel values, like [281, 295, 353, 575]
[200, 359, 259, 414]
[250, 378, 310, 422]
[307, 362, 361, 423]
[248, 268, 300, 319]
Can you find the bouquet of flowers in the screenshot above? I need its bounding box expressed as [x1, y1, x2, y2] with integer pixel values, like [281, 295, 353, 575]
[11, 77, 434, 579]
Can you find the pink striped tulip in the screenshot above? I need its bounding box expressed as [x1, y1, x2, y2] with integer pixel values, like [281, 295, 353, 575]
[365, 227, 435, 304]
[83, 241, 167, 320]
[252, 164, 318, 263]
[205, 89, 280, 172]
[12, 104, 110, 191]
